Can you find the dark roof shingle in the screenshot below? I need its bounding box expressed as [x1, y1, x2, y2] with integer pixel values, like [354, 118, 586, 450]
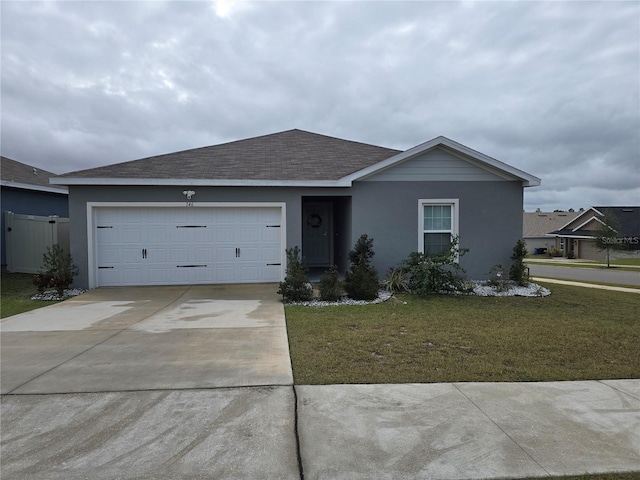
[1, 156, 61, 188]
[56, 129, 402, 181]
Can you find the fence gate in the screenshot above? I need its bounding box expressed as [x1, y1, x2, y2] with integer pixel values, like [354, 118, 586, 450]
[4, 212, 70, 274]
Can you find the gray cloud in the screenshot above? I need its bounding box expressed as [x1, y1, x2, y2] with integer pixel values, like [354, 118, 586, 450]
[1, 0, 638, 211]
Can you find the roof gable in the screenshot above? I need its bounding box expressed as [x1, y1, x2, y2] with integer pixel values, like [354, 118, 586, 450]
[549, 206, 640, 237]
[362, 145, 514, 182]
[346, 136, 540, 187]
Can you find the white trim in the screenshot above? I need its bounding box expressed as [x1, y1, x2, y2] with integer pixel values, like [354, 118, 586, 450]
[418, 198, 460, 255]
[346, 136, 541, 187]
[54, 177, 352, 187]
[1, 180, 68, 194]
[572, 215, 612, 233]
[555, 207, 600, 231]
[86, 202, 286, 289]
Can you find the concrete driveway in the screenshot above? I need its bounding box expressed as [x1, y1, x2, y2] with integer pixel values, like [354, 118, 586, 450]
[1, 284, 292, 394]
[1, 285, 300, 480]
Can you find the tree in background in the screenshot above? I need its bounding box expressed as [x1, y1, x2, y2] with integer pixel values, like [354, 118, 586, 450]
[593, 215, 624, 268]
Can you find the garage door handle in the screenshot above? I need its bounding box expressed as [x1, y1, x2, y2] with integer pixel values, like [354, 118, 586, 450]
[142, 248, 147, 259]
[236, 248, 240, 258]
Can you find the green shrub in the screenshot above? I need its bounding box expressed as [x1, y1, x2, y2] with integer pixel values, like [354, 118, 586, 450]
[319, 265, 343, 301]
[402, 236, 469, 296]
[34, 244, 78, 295]
[277, 246, 313, 302]
[509, 239, 529, 286]
[383, 267, 408, 293]
[487, 264, 508, 292]
[344, 234, 379, 300]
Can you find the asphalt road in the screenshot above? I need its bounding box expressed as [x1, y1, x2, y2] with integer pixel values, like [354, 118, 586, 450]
[528, 264, 640, 287]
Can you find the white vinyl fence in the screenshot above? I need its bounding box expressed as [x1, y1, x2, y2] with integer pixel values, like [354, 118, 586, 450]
[4, 212, 70, 274]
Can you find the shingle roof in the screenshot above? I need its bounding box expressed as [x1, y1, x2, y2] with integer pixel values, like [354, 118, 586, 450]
[548, 206, 640, 237]
[55, 129, 402, 182]
[1, 156, 67, 193]
[523, 211, 580, 237]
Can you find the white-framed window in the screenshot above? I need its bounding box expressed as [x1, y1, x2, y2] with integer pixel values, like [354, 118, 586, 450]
[418, 199, 459, 255]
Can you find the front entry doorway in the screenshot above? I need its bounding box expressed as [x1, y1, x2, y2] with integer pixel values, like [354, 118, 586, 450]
[302, 202, 333, 267]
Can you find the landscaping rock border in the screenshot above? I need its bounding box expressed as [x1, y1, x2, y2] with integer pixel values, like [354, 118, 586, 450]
[285, 281, 550, 306]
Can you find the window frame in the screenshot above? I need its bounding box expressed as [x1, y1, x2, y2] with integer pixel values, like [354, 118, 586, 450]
[418, 199, 460, 255]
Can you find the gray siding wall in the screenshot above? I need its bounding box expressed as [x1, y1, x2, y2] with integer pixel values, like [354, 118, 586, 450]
[362, 147, 509, 182]
[68, 180, 523, 288]
[349, 181, 523, 279]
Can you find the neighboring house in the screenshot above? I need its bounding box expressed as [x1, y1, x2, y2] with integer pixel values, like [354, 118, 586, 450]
[51, 129, 540, 289]
[523, 210, 580, 254]
[548, 206, 640, 261]
[1, 156, 69, 268]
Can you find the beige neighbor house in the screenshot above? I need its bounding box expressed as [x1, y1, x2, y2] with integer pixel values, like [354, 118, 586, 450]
[523, 210, 580, 255]
[547, 206, 640, 261]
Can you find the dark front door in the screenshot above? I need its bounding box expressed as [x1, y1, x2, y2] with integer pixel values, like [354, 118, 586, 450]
[302, 202, 333, 266]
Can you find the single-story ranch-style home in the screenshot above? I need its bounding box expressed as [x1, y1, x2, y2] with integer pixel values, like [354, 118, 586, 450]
[547, 206, 640, 261]
[51, 129, 541, 290]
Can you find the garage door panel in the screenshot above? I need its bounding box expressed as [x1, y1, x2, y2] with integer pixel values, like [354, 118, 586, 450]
[261, 247, 281, 262]
[195, 248, 215, 262]
[95, 206, 283, 287]
[239, 247, 258, 261]
[216, 227, 235, 242]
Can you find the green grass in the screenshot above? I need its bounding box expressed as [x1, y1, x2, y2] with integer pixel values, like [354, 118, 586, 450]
[526, 261, 639, 272]
[521, 474, 640, 480]
[1, 272, 59, 318]
[286, 283, 640, 385]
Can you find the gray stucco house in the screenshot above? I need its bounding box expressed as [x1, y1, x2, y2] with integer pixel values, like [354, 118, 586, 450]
[51, 130, 540, 289]
[1, 156, 69, 268]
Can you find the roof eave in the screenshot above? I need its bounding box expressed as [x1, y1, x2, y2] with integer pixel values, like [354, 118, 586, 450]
[1, 180, 68, 194]
[50, 177, 353, 188]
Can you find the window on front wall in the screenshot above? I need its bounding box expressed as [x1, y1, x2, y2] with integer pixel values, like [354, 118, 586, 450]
[419, 199, 459, 255]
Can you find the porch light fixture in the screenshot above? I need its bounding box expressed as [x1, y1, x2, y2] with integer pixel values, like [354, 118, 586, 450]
[183, 190, 196, 207]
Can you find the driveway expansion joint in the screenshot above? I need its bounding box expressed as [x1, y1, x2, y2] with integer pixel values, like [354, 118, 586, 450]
[452, 383, 551, 476]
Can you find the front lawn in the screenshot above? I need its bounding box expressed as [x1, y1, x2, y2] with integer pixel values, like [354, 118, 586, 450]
[286, 283, 640, 384]
[1, 272, 58, 318]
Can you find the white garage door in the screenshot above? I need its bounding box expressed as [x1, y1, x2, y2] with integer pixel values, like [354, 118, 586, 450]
[94, 206, 283, 287]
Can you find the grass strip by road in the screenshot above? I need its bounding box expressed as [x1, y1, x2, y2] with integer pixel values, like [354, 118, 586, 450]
[526, 261, 639, 272]
[521, 474, 639, 480]
[286, 284, 640, 385]
[531, 277, 640, 292]
[1, 272, 59, 318]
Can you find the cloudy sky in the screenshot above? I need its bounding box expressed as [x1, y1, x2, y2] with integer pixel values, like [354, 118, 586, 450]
[2, 1, 638, 211]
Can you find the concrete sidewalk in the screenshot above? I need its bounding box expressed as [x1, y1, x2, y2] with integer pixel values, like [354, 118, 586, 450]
[533, 276, 640, 293]
[297, 380, 640, 479]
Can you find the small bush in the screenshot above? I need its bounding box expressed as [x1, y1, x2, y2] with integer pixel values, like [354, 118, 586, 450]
[383, 267, 408, 293]
[547, 248, 563, 258]
[34, 245, 78, 295]
[509, 239, 529, 286]
[487, 264, 508, 292]
[344, 234, 379, 301]
[402, 236, 469, 296]
[277, 246, 313, 302]
[319, 265, 343, 301]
